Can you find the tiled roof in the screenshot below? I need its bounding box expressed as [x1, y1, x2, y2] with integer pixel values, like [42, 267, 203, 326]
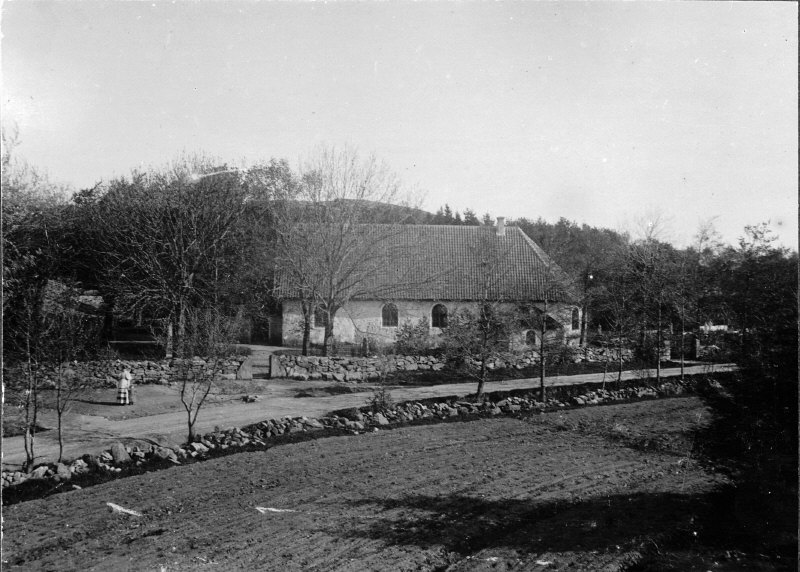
[279, 224, 579, 304]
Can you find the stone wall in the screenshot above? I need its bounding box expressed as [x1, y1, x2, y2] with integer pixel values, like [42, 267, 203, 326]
[5, 357, 249, 388]
[272, 345, 634, 380]
[272, 354, 446, 381]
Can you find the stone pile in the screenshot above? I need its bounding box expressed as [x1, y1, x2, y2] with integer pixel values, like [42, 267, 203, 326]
[2, 377, 694, 494]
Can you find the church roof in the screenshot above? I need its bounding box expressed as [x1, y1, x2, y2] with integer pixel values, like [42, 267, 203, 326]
[278, 224, 579, 304]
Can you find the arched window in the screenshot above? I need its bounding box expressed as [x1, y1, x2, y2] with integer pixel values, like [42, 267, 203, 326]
[432, 304, 448, 328]
[382, 303, 398, 327]
[571, 308, 580, 330]
[526, 329, 537, 346]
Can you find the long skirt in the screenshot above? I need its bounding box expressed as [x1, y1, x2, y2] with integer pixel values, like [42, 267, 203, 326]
[117, 387, 130, 405]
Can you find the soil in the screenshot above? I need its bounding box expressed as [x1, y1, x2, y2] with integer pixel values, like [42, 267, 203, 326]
[5, 397, 786, 571]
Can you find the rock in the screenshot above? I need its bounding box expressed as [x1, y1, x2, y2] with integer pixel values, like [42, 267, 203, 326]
[110, 442, 131, 464]
[303, 418, 324, 429]
[55, 463, 72, 480]
[31, 465, 50, 479]
[154, 447, 178, 463]
[190, 442, 209, 454]
[69, 459, 90, 475]
[373, 413, 390, 426]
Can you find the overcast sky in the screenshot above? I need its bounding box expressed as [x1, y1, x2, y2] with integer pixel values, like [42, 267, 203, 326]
[3, 1, 797, 249]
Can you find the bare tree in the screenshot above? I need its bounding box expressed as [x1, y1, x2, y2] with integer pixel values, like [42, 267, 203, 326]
[91, 155, 261, 357]
[438, 231, 525, 399]
[274, 145, 421, 356]
[521, 233, 577, 403]
[594, 245, 639, 382]
[2, 128, 76, 470]
[39, 285, 102, 462]
[442, 304, 519, 399]
[620, 211, 681, 383]
[173, 307, 242, 443]
[14, 294, 46, 471]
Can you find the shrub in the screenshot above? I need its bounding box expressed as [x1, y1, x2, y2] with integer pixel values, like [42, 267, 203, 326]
[547, 342, 580, 366]
[394, 317, 434, 355]
[365, 385, 394, 414]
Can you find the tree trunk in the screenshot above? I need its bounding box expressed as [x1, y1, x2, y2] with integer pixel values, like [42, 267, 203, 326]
[23, 331, 37, 471]
[539, 300, 548, 403]
[56, 372, 64, 463]
[301, 300, 311, 356]
[165, 321, 174, 359]
[656, 304, 662, 383]
[57, 410, 64, 463]
[680, 313, 685, 380]
[323, 319, 334, 357]
[177, 300, 186, 358]
[579, 303, 588, 346]
[302, 322, 311, 356]
[476, 359, 487, 399]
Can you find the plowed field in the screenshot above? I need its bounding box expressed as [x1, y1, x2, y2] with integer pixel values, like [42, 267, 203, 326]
[4, 398, 730, 571]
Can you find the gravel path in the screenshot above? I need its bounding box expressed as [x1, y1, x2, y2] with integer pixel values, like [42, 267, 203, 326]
[1, 363, 734, 469]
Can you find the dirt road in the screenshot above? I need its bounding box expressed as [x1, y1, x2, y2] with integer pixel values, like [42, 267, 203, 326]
[3, 397, 732, 571]
[2, 363, 734, 469]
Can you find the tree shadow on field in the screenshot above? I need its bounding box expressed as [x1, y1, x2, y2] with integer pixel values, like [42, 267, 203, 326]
[691, 372, 798, 561]
[334, 489, 763, 560]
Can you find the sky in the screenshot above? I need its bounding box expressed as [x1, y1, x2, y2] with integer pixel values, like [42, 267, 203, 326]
[2, 1, 797, 249]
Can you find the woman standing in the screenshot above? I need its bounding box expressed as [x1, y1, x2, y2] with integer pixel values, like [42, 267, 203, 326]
[117, 366, 132, 405]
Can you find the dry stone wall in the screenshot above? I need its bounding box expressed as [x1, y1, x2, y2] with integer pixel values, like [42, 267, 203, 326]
[273, 346, 633, 380]
[5, 357, 249, 388]
[272, 354, 446, 381]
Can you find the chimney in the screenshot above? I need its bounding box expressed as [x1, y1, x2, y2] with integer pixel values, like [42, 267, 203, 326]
[496, 216, 506, 237]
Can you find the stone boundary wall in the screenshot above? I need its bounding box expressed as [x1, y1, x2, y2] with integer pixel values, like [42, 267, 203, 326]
[5, 357, 249, 388]
[273, 346, 634, 380]
[272, 354, 446, 381]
